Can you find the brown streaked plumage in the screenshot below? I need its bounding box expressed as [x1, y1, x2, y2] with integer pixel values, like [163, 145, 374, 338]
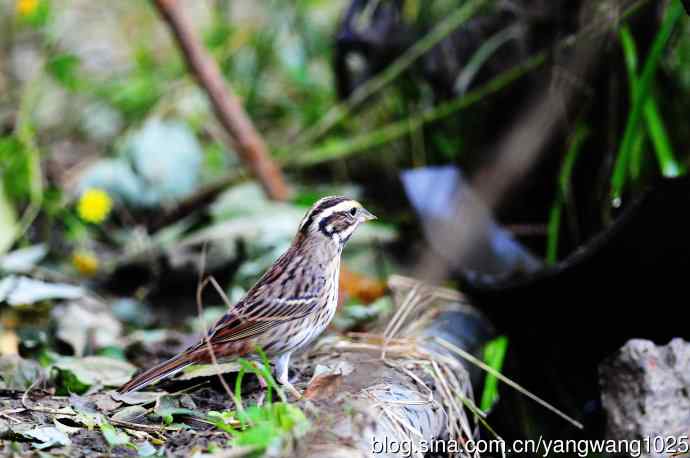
[118, 196, 376, 397]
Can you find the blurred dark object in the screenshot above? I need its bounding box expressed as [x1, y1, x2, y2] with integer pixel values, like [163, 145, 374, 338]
[334, 0, 573, 99]
[422, 309, 494, 391]
[466, 176, 690, 437]
[402, 165, 542, 279]
[682, 0, 690, 15]
[337, 0, 689, 444]
[599, 338, 690, 449]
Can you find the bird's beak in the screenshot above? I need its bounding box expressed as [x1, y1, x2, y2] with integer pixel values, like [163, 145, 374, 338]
[359, 207, 377, 222]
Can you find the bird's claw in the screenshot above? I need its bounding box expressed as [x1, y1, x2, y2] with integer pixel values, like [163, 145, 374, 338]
[281, 381, 302, 400]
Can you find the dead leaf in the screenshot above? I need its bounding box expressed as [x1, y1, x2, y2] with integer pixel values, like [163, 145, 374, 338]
[111, 391, 161, 405]
[0, 276, 83, 306]
[304, 373, 343, 400]
[0, 354, 45, 389]
[14, 425, 71, 449]
[53, 298, 122, 356]
[177, 362, 240, 381]
[0, 244, 47, 273]
[54, 418, 81, 435]
[91, 392, 122, 412]
[339, 267, 386, 305]
[112, 405, 148, 422]
[54, 356, 136, 388]
[0, 329, 19, 355]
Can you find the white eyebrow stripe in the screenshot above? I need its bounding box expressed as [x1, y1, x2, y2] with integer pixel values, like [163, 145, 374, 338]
[299, 199, 361, 230]
[312, 201, 359, 222]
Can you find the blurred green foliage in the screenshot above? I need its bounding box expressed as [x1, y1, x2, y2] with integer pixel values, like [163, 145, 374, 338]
[0, 136, 32, 202]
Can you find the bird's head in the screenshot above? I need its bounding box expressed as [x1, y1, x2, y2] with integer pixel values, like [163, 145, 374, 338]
[298, 196, 376, 247]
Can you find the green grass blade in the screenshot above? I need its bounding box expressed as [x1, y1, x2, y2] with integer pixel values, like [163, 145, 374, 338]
[546, 203, 563, 265]
[480, 336, 509, 412]
[290, 53, 545, 166]
[610, 0, 684, 206]
[546, 124, 589, 264]
[295, 0, 490, 146]
[619, 25, 646, 182]
[235, 365, 246, 413]
[643, 97, 683, 177]
[620, 24, 683, 182]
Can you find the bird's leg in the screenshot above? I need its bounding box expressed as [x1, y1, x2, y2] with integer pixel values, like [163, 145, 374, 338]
[254, 361, 268, 389]
[273, 352, 301, 400]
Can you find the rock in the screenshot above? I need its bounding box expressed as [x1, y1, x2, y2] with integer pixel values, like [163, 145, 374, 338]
[600, 338, 690, 452]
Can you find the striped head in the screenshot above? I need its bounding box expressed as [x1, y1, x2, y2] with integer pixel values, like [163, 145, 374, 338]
[298, 196, 376, 247]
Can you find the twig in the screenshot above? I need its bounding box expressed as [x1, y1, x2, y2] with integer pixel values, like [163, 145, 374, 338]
[196, 246, 239, 409]
[0, 408, 24, 423]
[152, 0, 289, 201]
[109, 418, 168, 434]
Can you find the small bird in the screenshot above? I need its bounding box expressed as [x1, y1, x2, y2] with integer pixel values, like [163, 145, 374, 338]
[118, 196, 376, 397]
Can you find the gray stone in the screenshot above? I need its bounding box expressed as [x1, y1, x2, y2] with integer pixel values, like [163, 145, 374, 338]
[600, 338, 690, 455]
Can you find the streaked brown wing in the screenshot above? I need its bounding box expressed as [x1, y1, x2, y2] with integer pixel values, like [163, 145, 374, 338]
[208, 294, 321, 344]
[205, 242, 328, 344]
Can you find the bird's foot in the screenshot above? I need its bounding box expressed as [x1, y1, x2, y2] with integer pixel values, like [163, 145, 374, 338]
[280, 380, 302, 400]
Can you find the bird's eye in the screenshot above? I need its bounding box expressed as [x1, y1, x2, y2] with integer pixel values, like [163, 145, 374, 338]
[349, 208, 357, 216]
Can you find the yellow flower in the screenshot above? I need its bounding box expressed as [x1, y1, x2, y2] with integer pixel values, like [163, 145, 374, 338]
[77, 188, 112, 223]
[16, 0, 39, 16]
[72, 250, 99, 276]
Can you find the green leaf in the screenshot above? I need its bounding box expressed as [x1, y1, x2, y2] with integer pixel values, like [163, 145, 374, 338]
[47, 53, 81, 90]
[0, 185, 18, 255]
[154, 394, 202, 425]
[209, 402, 309, 454]
[99, 419, 131, 448]
[0, 136, 32, 201]
[55, 368, 90, 395]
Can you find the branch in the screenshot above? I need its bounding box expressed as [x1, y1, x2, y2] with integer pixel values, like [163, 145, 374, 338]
[152, 0, 289, 201]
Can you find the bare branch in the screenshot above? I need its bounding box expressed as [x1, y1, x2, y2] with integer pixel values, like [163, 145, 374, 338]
[153, 0, 289, 201]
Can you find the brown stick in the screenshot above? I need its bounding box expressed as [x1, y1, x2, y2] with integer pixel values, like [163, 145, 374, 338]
[152, 0, 289, 201]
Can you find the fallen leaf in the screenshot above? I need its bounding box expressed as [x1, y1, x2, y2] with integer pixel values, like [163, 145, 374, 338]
[111, 391, 161, 405]
[54, 356, 136, 390]
[339, 267, 386, 304]
[16, 425, 71, 449]
[0, 329, 19, 355]
[0, 244, 47, 273]
[0, 354, 45, 389]
[0, 276, 83, 306]
[112, 405, 148, 423]
[303, 373, 343, 400]
[54, 418, 81, 435]
[136, 440, 157, 456]
[177, 362, 241, 381]
[53, 298, 122, 356]
[91, 392, 122, 412]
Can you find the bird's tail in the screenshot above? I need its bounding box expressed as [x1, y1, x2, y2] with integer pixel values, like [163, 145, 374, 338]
[118, 352, 195, 393]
